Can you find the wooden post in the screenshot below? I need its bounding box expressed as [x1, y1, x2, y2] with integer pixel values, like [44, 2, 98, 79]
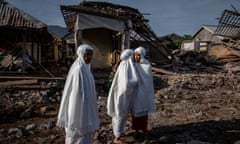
[121, 20, 132, 50]
[74, 14, 82, 50]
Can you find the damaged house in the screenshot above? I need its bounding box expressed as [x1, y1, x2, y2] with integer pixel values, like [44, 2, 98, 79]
[215, 9, 240, 47]
[60, 1, 171, 69]
[174, 9, 240, 73]
[180, 25, 224, 54]
[186, 9, 240, 73]
[0, 1, 58, 75]
[209, 9, 240, 64]
[193, 25, 223, 44]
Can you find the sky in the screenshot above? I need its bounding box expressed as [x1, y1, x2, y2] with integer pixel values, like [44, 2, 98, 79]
[5, 0, 240, 36]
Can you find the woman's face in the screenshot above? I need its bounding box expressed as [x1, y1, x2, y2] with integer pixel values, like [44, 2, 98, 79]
[134, 52, 141, 63]
[84, 49, 93, 64]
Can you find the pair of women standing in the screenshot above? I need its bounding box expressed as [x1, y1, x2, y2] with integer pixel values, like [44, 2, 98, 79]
[107, 47, 156, 144]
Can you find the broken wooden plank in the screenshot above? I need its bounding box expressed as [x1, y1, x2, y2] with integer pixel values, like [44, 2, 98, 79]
[12, 85, 52, 89]
[152, 67, 176, 75]
[208, 45, 240, 60]
[0, 79, 38, 87]
[0, 76, 64, 80]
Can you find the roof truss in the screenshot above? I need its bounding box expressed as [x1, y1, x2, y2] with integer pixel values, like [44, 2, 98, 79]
[60, 1, 171, 60]
[215, 10, 240, 39]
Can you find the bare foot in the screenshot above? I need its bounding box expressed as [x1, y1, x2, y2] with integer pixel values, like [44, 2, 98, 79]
[113, 137, 125, 144]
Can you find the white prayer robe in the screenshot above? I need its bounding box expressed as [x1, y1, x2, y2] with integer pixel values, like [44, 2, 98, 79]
[107, 49, 138, 118]
[65, 128, 92, 144]
[57, 44, 99, 141]
[133, 47, 156, 117]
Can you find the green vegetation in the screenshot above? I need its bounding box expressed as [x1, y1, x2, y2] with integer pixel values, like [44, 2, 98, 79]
[170, 34, 193, 50]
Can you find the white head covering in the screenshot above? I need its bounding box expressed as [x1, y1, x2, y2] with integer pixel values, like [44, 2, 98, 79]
[135, 46, 147, 63]
[107, 49, 138, 117]
[133, 46, 156, 117]
[57, 44, 99, 135]
[76, 44, 93, 68]
[135, 46, 146, 56]
[120, 49, 134, 60]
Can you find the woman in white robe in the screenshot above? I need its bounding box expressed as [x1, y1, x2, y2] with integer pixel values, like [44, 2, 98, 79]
[132, 46, 156, 133]
[57, 44, 99, 144]
[107, 49, 138, 144]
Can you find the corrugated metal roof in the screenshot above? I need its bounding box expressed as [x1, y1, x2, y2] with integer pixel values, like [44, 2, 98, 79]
[0, 1, 46, 29]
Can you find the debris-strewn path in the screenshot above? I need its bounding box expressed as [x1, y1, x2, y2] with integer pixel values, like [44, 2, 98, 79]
[0, 73, 240, 144]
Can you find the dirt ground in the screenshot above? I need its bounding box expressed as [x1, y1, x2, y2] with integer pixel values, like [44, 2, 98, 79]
[0, 71, 240, 144]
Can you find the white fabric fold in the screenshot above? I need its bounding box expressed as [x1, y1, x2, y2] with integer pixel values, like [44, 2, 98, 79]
[57, 44, 99, 136]
[107, 49, 138, 118]
[133, 47, 156, 117]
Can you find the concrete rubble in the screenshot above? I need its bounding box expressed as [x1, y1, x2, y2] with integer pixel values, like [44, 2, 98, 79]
[0, 71, 240, 144]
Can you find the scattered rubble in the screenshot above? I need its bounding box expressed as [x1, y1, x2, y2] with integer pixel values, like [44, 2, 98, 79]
[0, 70, 240, 143]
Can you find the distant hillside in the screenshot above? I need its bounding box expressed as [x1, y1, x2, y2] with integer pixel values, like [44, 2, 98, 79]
[47, 25, 68, 38]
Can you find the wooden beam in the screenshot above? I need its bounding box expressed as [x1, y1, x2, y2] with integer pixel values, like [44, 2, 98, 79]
[0, 79, 38, 87]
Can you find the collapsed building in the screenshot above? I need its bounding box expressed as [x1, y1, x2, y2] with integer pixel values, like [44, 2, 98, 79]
[171, 8, 240, 73]
[192, 9, 240, 64]
[0, 1, 59, 76]
[208, 9, 240, 63]
[215, 10, 240, 42]
[60, 1, 172, 69]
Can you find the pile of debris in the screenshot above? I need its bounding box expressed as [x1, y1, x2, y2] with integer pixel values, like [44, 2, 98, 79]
[0, 71, 240, 143]
[161, 43, 240, 75]
[0, 48, 37, 73]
